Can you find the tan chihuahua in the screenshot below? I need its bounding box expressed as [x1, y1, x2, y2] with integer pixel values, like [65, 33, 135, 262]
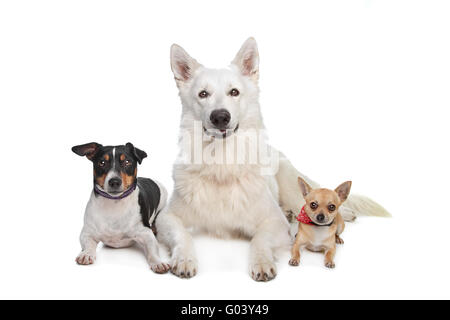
[289, 177, 352, 268]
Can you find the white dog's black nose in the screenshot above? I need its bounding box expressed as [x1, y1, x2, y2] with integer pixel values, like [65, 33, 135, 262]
[317, 213, 325, 222]
[108, 177, 122, 189]
[210, 109, 231, 130]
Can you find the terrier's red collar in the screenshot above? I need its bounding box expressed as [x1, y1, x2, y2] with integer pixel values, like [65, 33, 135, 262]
[296, 205, 334, 227]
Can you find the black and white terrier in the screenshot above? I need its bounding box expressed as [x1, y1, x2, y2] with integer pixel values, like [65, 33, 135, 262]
[72, 142, 170, 273]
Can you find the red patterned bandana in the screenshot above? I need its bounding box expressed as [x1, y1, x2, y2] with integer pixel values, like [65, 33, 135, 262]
[296, 205, 314, 225]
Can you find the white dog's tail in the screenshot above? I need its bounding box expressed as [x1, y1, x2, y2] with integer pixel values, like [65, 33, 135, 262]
[275, 152, 391, 222]
[344, 194, 391, 218]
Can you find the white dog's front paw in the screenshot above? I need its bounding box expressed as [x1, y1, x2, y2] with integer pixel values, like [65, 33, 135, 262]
[150, 262, 171, 274]
[171, 255, 197, 279]
[76, 252, 95, 265]
[250, 260, 277, 282]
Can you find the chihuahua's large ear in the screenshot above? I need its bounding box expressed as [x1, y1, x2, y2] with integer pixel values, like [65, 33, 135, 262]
[126, 142, 147, 165]
[72, 142, 102, 160]
[170, 44, 202, 86]
[231, 37, 259, 81]
[335, 181, 352, 202]
[298, 177, 312, 198]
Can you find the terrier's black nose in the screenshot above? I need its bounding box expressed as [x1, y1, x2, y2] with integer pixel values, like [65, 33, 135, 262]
[210, 109, 231, 130]
[317, 213, 325, 222]
[108, 178, 122, 189]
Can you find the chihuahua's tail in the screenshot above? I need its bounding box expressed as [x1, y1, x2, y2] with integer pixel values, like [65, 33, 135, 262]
[275, 152, 391, 222]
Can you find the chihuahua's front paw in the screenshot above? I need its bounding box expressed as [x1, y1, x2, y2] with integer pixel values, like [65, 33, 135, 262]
[325, 261, 336, 269]
[171, 255, 197, 279]
[289, 258, 300, 267]
[250, 260, 277, 282]
[76, 252, 95, 265]
[335, 235, 344, 245]
[150, 262, 171, 274]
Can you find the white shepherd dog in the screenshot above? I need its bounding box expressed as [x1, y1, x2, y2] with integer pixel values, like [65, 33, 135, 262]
[155, 38, 390, 281]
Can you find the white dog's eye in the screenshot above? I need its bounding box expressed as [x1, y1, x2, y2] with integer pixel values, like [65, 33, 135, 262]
[198, 90, 209, 99]
[229, 88, 240, 97]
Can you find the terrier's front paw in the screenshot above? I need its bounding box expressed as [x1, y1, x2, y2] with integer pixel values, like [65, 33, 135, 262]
[171, 255, 197, 279]
[335, 235, 344, 244]
[289, 258, 300, 267]
[76, 252, 95, 265]
[250, 260, 277, 282]
[325, 261, 335, 269]
[150, 262, 171, 274]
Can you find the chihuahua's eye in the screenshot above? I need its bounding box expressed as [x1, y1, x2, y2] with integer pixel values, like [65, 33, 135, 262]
[124, 159, 131, 166]
[98, 160, 106, 167]
[310, 202, 318, 210]
[229, 88, 240, 97]
[328, 204, 336, 212]
[198, 90, 209, 99]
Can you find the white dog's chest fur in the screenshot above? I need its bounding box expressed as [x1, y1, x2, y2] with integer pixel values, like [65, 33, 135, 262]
[84, 189, 142, 247]
[173, 162, 283, 237]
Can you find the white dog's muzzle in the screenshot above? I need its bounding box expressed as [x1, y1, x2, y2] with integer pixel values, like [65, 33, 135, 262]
[203, 123, 239, 139]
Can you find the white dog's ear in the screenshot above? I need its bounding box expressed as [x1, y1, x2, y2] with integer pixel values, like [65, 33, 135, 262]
[170, 44, 201, 85]
[231, 37, 259, 81]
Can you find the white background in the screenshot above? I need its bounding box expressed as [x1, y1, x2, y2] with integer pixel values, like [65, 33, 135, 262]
[0, 0, 449, 300]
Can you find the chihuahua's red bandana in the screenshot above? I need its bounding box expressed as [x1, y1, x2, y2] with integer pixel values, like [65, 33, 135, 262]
[297, 205, 315, 225]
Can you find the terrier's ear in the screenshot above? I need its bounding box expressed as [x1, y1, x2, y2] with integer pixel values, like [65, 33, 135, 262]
[72, 142, 102, 161]
[125, 142, 147, 165]
[231, 37, 259, 81]
[335, 181, 352, 202]
[170, 44, 202, 86]
[298, 177, 312, 198]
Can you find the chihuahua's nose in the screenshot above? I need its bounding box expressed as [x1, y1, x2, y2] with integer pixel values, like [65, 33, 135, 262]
[317, 213, 325, 222]
[210, 109, 231, 130]
[108, 177, 122, 189]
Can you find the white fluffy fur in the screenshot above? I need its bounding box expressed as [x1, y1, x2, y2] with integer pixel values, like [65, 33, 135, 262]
[156, 38, 389, 281]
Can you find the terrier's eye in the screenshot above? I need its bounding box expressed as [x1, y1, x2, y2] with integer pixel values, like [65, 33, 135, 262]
[229, 88, 240, 97]
[310, 202, 318, 210]
[98, 160, 106, 167]
[198, 90, 209, 99]
[124, 159, 131, 166]
[328, 204, 336, 212]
